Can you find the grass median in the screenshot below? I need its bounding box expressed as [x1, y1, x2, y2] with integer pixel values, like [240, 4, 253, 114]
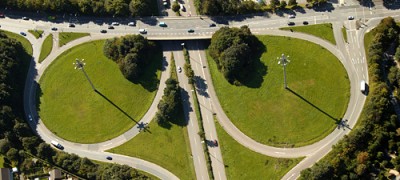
[216, 122, 303, 179]
[108, 54, 195, 179]
[208, 35, 349, 147]
[59, 32, 90, 47]
[39, 40, 162, 143]
[280, 23, 336, 45]
[39, 34, 53, 63]
[28, 29, 44, 39]
[1, 30, 33, 55]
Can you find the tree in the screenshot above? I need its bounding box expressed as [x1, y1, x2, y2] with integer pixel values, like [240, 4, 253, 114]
[280, 0, 287, 8]
[172, 2, 180, 12]
[270, 0, 280, 10]
[6, 148, 19, 162]
[129, 0, 151, 16]
[208, 26, 260, 84]
[0, 138, 10, 154]
[288, 0, 297, 6]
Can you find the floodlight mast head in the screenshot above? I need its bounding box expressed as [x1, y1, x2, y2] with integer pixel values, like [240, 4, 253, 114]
[278, 54, 290, 89]
[73, 58, 96, 91]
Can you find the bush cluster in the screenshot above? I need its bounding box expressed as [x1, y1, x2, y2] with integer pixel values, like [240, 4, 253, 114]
[208, 26, 261, 84]
[300, 17, 400, 179]
[103, 35, 155, 82]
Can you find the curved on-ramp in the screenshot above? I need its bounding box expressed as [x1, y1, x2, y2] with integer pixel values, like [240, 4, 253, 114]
[207, 30, 364, 158]
[20, 31, 178, 179]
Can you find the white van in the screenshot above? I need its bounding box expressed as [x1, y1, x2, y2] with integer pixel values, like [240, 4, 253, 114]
[360, 80, 366, 93]
[51, 140, 63, 149]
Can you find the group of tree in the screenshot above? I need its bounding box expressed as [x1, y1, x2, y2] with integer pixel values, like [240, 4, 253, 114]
[0, 0, 156, 17]
[208, 26, 261, 84]
[155, 77, 181, 127]
[300, 17, 400, 179]
[0, 31, 150, 179]
[195, 0, 266, 15]
[103, 34, 155, 82]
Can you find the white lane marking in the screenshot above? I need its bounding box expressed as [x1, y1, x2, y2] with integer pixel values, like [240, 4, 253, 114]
[103, 143, 112, 146]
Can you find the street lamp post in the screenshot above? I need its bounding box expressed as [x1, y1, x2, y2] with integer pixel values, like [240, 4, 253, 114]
[278, 54, 290, 89]
[73, 58, 96, 91]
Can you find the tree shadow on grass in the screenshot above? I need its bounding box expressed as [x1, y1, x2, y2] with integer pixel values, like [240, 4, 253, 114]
[179, 88, 192, 127]
[287, 88, 340, 123]
[237, 38, 268, 88]
[129, 45, 163, 92]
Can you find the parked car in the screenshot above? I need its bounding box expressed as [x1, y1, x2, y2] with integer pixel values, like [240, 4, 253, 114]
[22, 16, 29, 20]
[348, 16, 354, 20]
[51, 27, 58, 31]
[108, 25, 114, 29]
[188, 29, 195, 33]
[288, 14, 296, 18]
[209, 23, 216, 27]
[111, 22, 119, 26]
[100, 30, 107, 33]
[28, 115, 33, 122]
[139, 29, 147, 34]
[69, 23, 75, 27]
[20, 32, 26, 36]
[303, 21, 309, 25]
[287, 22, 295, 26]
[0, 13, 5, 18]
[128, 22, 136, 26]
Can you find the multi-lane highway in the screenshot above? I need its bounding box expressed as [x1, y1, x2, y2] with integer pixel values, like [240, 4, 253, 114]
[1, 2, 398, 179]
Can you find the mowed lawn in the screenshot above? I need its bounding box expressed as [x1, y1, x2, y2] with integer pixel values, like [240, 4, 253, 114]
[39, 34, 53, 63]
[59, 32, 90, 47]
[28, 29, 44, 39]
[280, 23, 336, 45]
[208, 35, 349, 147]
[108, 55, 195, 180]
[0, 156, 4, 168]
[39, 40, 162, 143]
[216, 122, 303, 179]
[1, 30, 33, 55]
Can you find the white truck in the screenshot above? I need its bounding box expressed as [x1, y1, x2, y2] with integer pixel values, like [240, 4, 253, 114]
[51, 140, 64, 149]
[360, 80, 366, 93]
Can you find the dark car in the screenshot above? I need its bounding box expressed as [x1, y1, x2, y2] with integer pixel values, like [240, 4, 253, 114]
[188, 29, 195, 33]
[20, 32, 26, 36]
[0, 13, 5, 18]
[213, 140, 218, 147]
[22, 16, 29, 20]
[287, 22, 295, 26]
[69, 23, 75, 28]
[51, 27, 58, 31]
[108, 25, 114, 29]
[209, 23, 216, 27]
[100, 30, 107, 33]
[106, 156, 112, 160]
[303, 21, 309, 25]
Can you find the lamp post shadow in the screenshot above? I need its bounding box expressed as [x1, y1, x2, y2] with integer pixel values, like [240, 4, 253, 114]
[94, 90, 139, 125]
[287, 88, 340, 123]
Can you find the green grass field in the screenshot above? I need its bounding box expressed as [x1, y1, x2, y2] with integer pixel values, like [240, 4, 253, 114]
[0, 156, 4, 168]
[39, 34, 53, 63]
[216, 122, 303, 179]
[28, 29, 44, 39]
[280, 23, 336, 45]
[39, 40, 162, 143]
[1, 30, 33, 55]
[108, 54, 195, 179]
[342, 27, 348, 43]
[59, 32, 90, 47]
[208, 35, 349, 147]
